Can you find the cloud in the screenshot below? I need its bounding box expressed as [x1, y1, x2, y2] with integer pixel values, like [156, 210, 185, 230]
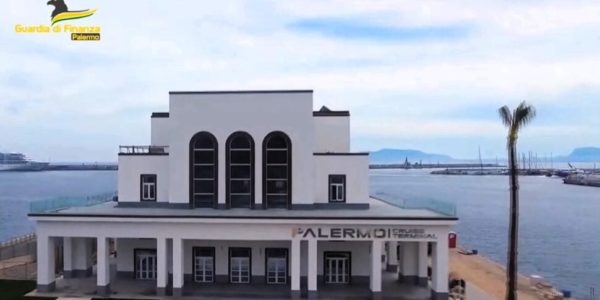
[288, 18, 471, 42]
[1, 0, 600, 160]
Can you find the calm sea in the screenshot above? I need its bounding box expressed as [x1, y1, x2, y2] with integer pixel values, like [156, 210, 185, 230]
[1, 170, 598, 296]
[0, 171, 117, 242]
[371, 169, 600, 297]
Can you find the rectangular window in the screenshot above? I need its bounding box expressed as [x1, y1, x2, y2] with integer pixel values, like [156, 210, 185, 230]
[265, 248, 287, 284]
[193, 247, 215, 283]
[328, 175, 346, 203]
[324, 252, 351, 284]
[229, 247, 251, 283]
[140, 174, 157, 201]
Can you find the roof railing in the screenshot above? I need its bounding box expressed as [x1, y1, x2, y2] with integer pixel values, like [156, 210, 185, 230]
[29, 192, 117, 213]
[119, 145, 169, 154]
[372, 192, 457, 217]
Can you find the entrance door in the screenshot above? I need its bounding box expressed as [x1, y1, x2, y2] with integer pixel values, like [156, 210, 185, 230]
[193, 247, 215, 283]
[265, 248, 288, 284]
[135, 249, 157, 280]
[230, 247, 251, 283]
[324, 252, 350, 284]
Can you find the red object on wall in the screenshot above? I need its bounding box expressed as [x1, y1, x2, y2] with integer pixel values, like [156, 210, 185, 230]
[448, 232, 457, 248]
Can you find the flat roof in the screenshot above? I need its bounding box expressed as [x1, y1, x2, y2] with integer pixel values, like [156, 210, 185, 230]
[29, 197, 456, 221]
[151, 112, 169, 118]
[169, 90, 313, 95]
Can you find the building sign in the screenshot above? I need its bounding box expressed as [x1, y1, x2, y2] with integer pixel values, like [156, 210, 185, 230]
[292, 227, 437, 240]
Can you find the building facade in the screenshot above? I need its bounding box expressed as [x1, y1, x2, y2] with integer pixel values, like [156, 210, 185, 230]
[30, 90, 457, 299]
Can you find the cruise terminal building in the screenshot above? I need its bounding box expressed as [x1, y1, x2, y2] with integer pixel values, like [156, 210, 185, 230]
[29, 90, 458, 299]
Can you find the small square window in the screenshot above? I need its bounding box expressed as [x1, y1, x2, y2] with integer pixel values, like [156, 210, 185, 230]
[328, 175, 346, 203]
[140, 174, 157, 201]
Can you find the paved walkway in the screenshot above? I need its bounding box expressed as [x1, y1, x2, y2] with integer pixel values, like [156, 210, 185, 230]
[28, 269, 433, 299]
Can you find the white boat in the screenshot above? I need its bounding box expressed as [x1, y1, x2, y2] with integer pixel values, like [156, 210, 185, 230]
[0, 152, 49, 171]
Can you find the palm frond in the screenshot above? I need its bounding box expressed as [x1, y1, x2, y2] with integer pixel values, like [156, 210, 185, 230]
[498, 105, 513, 127]
[513, 101, 536, 130]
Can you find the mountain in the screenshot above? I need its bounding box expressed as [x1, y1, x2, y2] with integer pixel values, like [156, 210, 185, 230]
[369, 149, 453, 164]
[558, 147, 600, 162]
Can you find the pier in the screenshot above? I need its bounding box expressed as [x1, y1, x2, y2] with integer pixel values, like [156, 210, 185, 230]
[0, 163, 117, 172]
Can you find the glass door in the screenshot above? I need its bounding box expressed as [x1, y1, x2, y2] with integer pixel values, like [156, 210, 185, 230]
[324, 252, 350, 284]
[230, 257, 250, 283]
[194, 256, 214, 282]
[135, 250, 157, 280]
[194, 247, 215, 283]
[230, 247, 251, 283]
[266, 257, 286, 284]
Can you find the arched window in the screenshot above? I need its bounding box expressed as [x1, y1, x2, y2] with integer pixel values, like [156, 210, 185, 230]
[226, 132, 254, 208]
[190, 132, 218, 208]
[263, 132, 291, 209]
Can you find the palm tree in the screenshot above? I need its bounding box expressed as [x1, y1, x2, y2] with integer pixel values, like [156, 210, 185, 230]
[498, 102, 536, 300]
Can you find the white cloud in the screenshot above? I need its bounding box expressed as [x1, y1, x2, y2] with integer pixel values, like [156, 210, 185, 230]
[1, 0, 600, 160]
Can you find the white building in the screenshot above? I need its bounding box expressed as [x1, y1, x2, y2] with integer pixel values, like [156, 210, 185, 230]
[29, 90, 457, 299]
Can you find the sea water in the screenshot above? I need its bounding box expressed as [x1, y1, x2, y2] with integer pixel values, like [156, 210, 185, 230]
[0, 171, 117, 242]
[370, 168, 600, 297]
[0, 169, 598, 296]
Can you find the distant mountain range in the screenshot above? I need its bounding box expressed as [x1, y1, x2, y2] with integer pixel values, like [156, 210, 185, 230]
[555, 147, 600, 162]
[369, 147, 600, 163]
[369, 149, 453, 164]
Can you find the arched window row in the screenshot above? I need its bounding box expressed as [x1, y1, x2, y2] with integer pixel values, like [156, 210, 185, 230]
[189, 131, 291, 209]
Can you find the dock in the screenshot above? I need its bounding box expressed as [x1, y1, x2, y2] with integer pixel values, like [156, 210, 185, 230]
[0, 163, 117, 172]
[563, 174, 600, 187]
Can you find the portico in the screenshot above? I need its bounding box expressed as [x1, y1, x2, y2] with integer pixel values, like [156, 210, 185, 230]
[29, 90, 457, 299]
[31, 196, 454, 299]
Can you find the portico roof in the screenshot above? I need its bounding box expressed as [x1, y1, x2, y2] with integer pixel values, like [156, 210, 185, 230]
[29, 197, 457, 221]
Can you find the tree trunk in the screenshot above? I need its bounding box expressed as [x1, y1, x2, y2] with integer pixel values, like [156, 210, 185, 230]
[506, 139, 519, 300]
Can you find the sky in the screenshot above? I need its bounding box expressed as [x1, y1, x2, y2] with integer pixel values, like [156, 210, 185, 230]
[1, 0, 599, 162]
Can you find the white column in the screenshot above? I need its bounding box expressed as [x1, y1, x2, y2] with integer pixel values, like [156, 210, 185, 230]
[431, 238, 449, 297]
[370, 240, 383, 293]
[401, 242, 419, 283]
[418, 241, 428, 286]
[173, 238, 184, 297]
[157, 237, 168, 295]
[387, 241, 398, 272]
[36, 235, 56, 292]
[63, 237, 73, 278]
[290, 239, 301, 295]
[97, 237, 110, 295]
[307, 239, 317, 294]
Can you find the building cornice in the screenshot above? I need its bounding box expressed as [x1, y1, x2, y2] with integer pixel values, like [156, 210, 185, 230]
[28, 213, 458, 222]
[169, 90, 313, 95]
[151, 112, 169, 118]
[313, 152, 369, 156]
[313, 111, 350, 117]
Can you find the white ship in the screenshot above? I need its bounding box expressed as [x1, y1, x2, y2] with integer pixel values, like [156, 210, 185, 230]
[0, 152, 49, 171]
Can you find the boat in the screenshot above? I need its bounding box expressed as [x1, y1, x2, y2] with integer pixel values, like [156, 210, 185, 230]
[0, 152, 49, 171]
[563, 173, 600, 187]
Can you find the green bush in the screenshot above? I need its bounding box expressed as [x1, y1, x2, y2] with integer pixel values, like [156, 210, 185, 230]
[0, 280, 47, 300]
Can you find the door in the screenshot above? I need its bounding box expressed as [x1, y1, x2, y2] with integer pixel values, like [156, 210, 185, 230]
[230, 248, 251, 283]
[324, 252, 350, 284]
[135, 250, 157, 280]
[194, 247, 215, 283]
[266, 248, 288, 284]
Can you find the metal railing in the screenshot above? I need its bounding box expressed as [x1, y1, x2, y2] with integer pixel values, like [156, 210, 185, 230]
[119, 145, 169, 154]
[372, 191, 457, 217]
[0, 233, 36, 261]
[29, 192, 117, 213]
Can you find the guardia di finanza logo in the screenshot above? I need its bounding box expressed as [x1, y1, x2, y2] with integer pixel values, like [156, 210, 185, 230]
[47, 0, 96, 25]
